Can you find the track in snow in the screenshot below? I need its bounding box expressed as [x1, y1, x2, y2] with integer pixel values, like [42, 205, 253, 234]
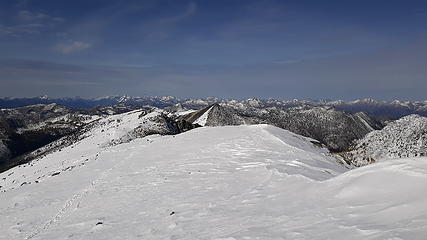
[25, 150, 134, 240]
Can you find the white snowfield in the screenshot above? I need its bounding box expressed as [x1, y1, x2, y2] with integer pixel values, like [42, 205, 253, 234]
[0, 123, 427, 239]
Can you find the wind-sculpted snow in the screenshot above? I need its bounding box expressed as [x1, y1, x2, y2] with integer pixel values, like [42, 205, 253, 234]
[1, 124, 426, 239]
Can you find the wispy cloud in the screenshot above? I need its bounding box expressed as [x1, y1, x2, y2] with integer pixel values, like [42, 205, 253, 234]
[152, 1, 197, 24]
[14, 0, 31, 8]
[17, 10, 48, 21]
[140, 1, 198, 40]
[0, 24, 14, 36]
[53, 41, 92, 54]
[0, 23, 41, 36]
[0, 9, 64, 38]
[17, 9, 64, 23]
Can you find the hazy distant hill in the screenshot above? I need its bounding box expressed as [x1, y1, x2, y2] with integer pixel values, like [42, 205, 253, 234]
[1, 96, 427, 120]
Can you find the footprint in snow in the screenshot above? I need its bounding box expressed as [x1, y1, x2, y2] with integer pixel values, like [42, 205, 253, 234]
[90, 222, 104, 232]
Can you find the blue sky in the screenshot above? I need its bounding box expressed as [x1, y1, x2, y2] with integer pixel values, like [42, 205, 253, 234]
[1, 0, 427, 100]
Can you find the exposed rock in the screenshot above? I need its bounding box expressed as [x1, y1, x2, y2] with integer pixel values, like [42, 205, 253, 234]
[183, 104, 382, 152]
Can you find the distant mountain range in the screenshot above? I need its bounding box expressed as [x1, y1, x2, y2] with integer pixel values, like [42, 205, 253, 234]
[1, 96, 427, 120]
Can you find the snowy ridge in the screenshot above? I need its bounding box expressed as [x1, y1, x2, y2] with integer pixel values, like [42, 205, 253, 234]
[0, 124, 347, 239]
[353, 112, 375, 131]
[342, 114, 427, 166]
[0, 123, 427, 239]
[0, 108, 187, 192]
[0, 103, 200, 172]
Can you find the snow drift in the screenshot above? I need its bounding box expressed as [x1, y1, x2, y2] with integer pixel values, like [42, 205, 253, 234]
[0, 123, 426, 239]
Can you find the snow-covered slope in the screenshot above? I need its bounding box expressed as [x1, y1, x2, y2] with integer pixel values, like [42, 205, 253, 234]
[343, 114, 427, 166]
[0, 108, 196, 192]
[0, 124, 346, 239]
[1, 124, 426, 239]
[0, 104, 199, 173]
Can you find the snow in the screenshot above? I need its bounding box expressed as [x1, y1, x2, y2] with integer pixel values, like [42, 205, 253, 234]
[345, 114, 427, 166]
[0, 109, 172, 192]
[0, 141, 10, 160]
[15, 114, 86, 134]
[183, 99, 209, 106]
[193, 105, 214, 126]
[175, 109, 196, 116]
[0, 124, 426, 239]
[355, 113, 375, 131]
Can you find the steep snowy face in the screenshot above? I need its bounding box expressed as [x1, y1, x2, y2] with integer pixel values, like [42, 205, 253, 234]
[192, 105, 214, 126]
[182, 104, 244, 127]
[342, 114, 427, 166]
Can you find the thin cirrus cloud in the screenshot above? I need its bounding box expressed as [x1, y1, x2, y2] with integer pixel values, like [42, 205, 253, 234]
[139, 1, 198, 40]
[0, 9, 64, 37]
[17, 10, 64, 25]
[17, 10, 49, 21]
[53, 41, 92, 54]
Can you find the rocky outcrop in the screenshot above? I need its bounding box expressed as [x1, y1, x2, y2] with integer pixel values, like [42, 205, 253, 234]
[341, 114, 427, 166]
[181, 104, 382, 152]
